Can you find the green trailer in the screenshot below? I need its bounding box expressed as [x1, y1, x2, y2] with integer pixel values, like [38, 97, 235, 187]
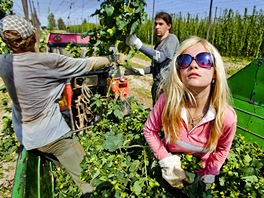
[227, 57, 264, 146]
[12, 147, 54, 198]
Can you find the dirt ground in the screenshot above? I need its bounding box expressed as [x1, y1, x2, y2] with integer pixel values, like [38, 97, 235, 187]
[0, 80, 16, 197]
[123, 57, 153, 109]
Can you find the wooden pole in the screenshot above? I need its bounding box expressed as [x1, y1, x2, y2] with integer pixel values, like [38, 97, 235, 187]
[206, 0, 213, 40]
[151, 0, 155, 48]
[21, 0, 29, 20]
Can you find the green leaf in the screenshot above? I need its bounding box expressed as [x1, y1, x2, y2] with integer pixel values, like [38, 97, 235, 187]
[129, 160, 140, 172]
[132, 180, 142, 195]
[102, 132, 124, 152]
[116, 17, 126, 30]
[244, 154, 252, 162]
[130, 20, 140, 35]
[114, 108, 123, 120]
[241, 167, 256, 176]
[241, 175, 258, 187]
[185, 171, 196, 182]
[219, 176, 225, 186]
[104, 5, 114, 17]
[252, 158, 264, 170]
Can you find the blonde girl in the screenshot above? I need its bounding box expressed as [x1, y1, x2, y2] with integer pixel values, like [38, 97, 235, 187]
[144, 36, 237, 189]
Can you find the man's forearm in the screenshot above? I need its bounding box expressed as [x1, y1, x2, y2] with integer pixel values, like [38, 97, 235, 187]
[88, 57, 111, 71]
[140, 45, 167, 63]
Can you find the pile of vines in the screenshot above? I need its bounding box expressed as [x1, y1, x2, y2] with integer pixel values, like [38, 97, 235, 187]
[51, 95, 264, 198]
[0, 88, 263, 197]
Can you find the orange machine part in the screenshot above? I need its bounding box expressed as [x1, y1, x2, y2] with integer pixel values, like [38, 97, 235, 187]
[108, 76, 129, 99]
[58, 83, 73, 111]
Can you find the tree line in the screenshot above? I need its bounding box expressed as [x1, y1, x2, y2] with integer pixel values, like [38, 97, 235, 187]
[137, 7, 264, 59]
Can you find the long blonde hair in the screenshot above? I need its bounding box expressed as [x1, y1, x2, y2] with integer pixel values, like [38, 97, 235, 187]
[161, 36, 233, 151]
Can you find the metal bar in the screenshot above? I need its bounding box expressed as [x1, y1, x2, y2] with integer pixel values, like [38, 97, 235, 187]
[234, 106, 264, 120]
[11, 147, 27, 197]
[50, 162, 55, 198]
[237, 125, 264, 139]
[38, 156, 41, 198]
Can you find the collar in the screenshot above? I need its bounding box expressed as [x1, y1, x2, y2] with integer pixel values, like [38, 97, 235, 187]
[182, 103, 216, 128]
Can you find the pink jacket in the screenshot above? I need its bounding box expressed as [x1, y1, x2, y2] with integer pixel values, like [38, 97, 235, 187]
[143, 93, 237, 175]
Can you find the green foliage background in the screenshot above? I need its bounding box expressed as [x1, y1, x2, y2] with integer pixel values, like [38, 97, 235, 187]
[68, 6, 264, 59]
[137, 7, 264, 58]
[52, 96, 264, 198]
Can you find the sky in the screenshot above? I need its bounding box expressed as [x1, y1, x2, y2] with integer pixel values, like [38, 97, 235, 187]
[12, 0, 264, 27]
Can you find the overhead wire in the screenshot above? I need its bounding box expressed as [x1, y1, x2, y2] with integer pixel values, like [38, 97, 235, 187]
[67, 0, 74, 26]
[145, 0, 263, 18]
[54, 0, 66, 13]
[48, 0, 52, 13]
[12, 0, 264, 26]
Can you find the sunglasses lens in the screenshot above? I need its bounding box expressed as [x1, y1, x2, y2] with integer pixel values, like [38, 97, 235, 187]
[176, 54, 192, 69]
[177, 52, 215, 70]
[196, 52, 214, 68]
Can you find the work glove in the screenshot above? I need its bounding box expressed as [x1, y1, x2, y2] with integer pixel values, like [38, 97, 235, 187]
[109, 53, 126, 66]
[126, 35, 143, 50]
[89, 54, 125, 71]
[200, 174, 215, 190]
[124, 67, 144, 76]
[117, 53, 125, 65]
[158, 155, 187, 189]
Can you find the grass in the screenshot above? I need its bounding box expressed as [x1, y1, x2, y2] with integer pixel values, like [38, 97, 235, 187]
[127, 61, 147, 69]
[134, 52, 152, 61]
[222, 56, 251, 78]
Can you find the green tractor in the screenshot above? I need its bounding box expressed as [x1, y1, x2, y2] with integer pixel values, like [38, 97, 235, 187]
[228, 58, 264, 146]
